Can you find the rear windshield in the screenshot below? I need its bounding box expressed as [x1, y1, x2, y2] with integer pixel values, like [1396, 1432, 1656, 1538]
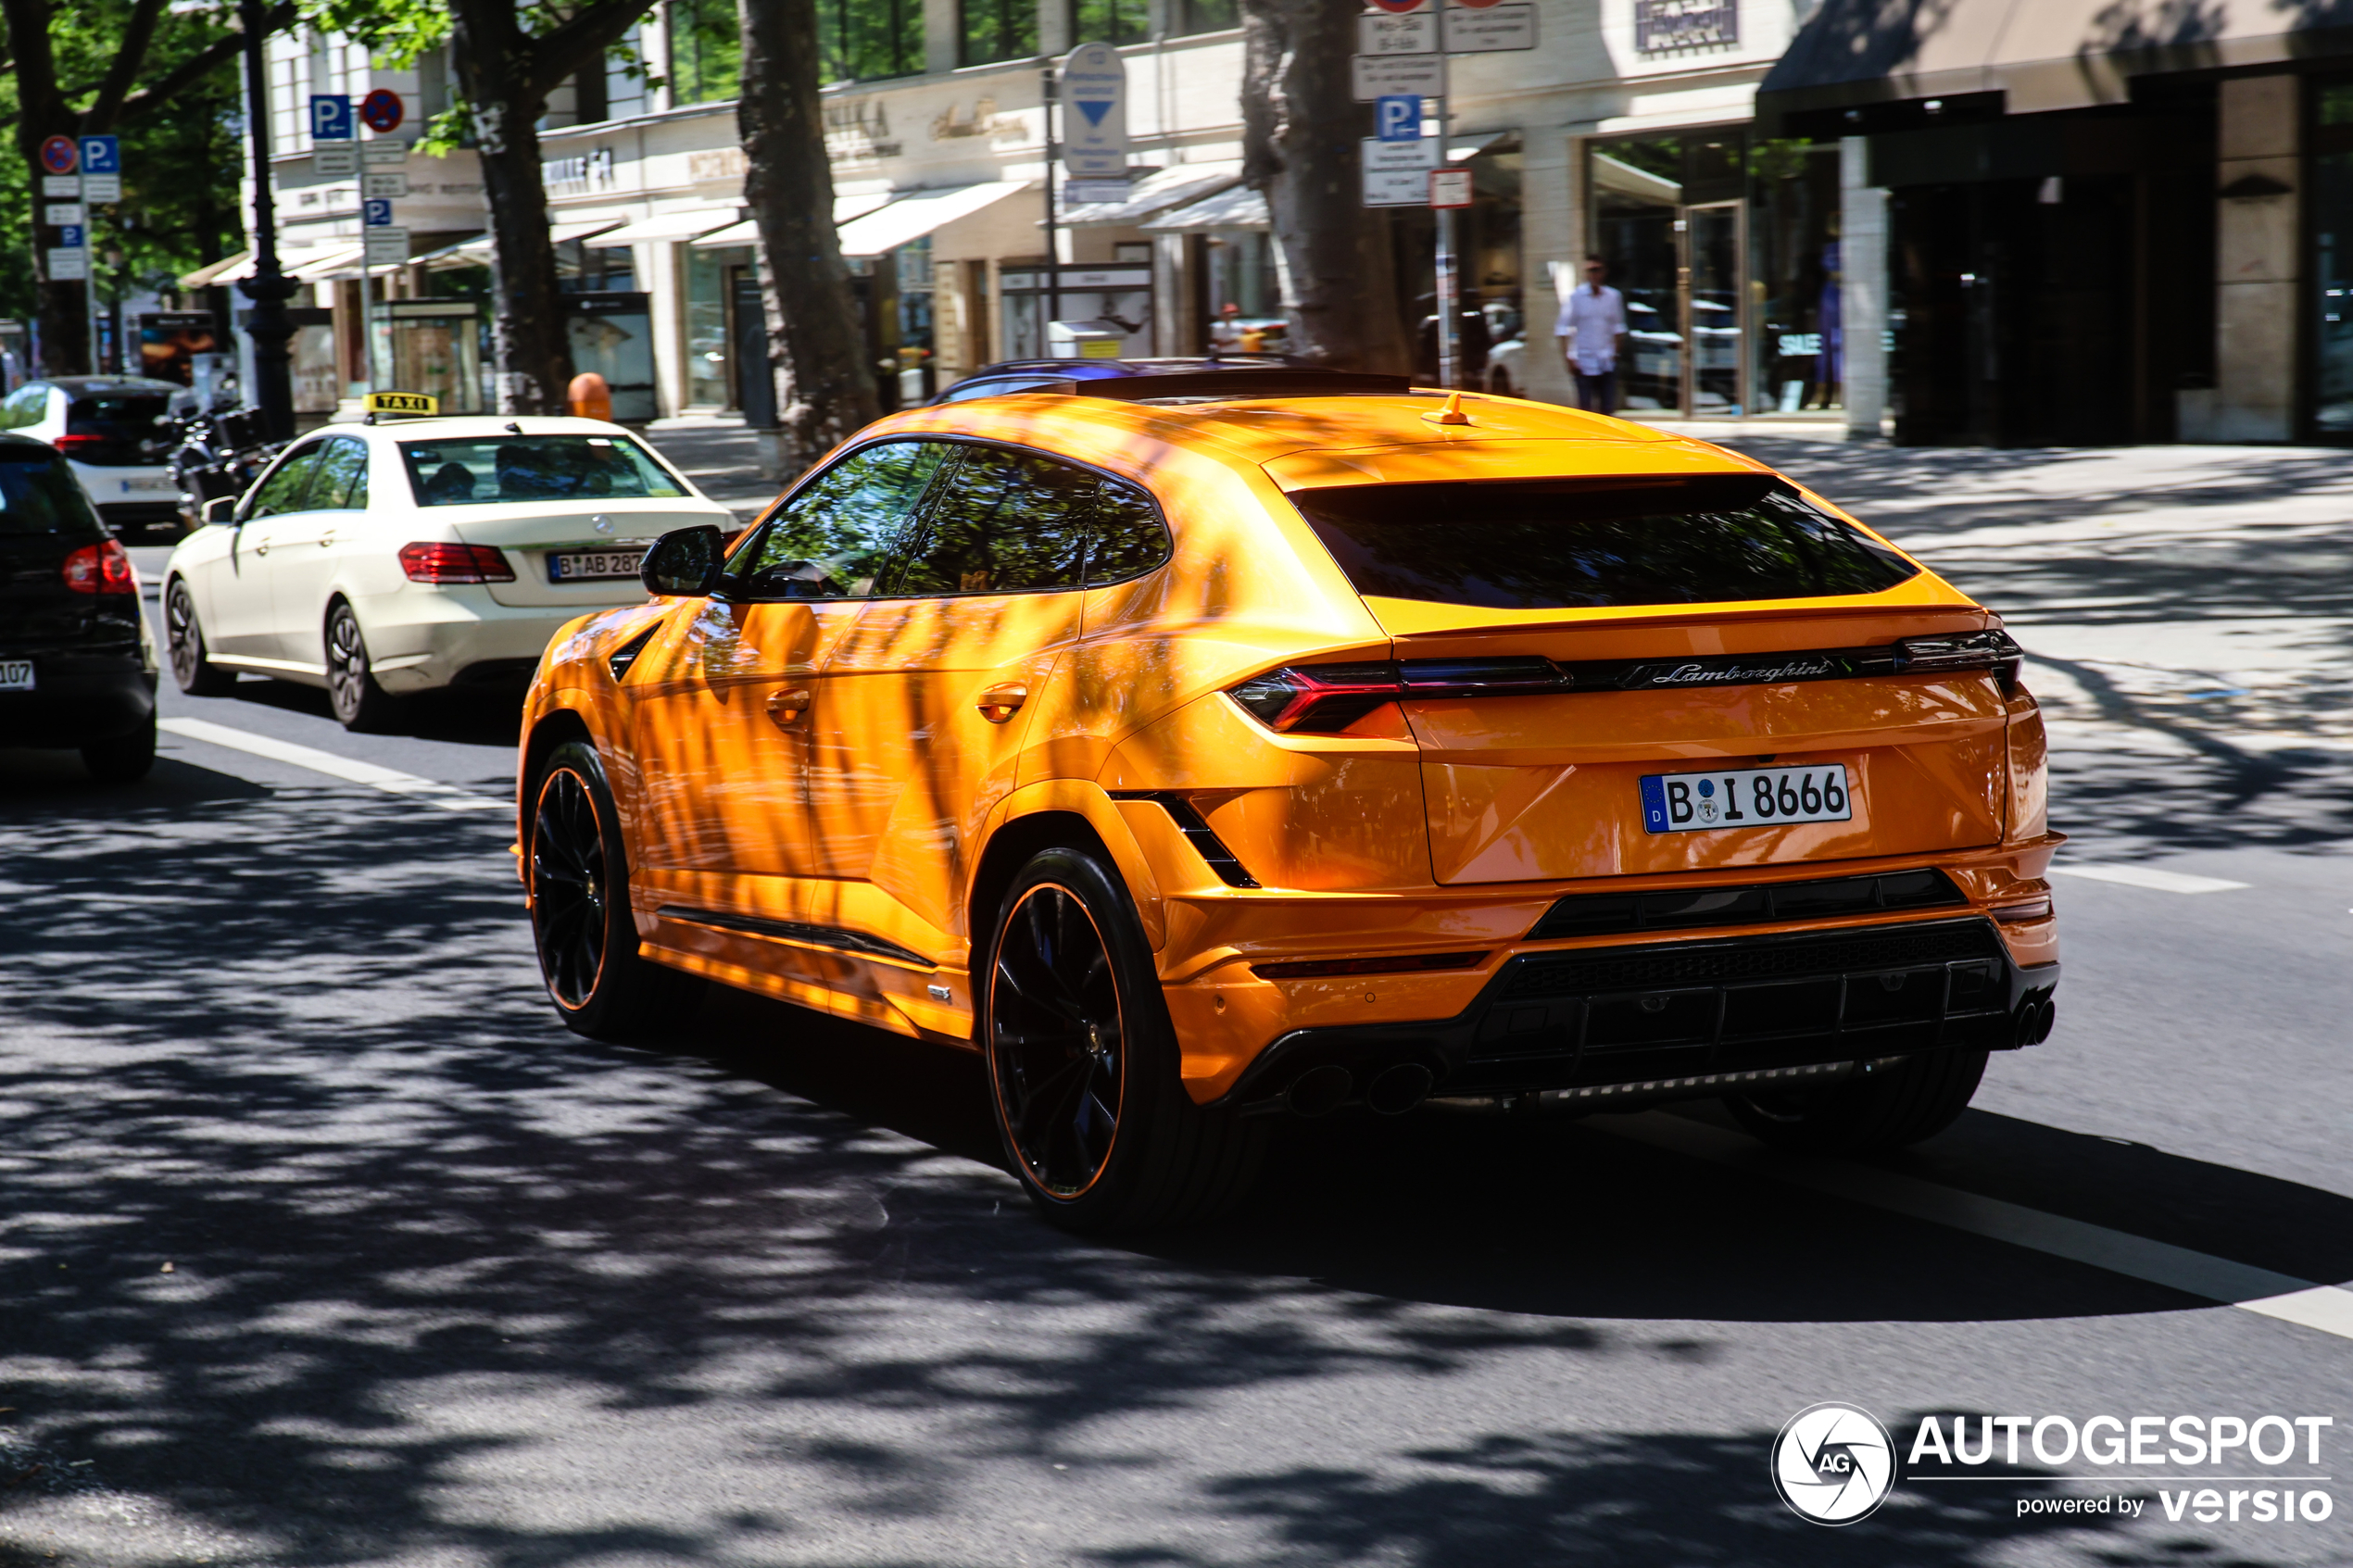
[0, 447, 106, 537]
[64, 393, 171, 467]
[397, 434, 689, 506]
[1290, 475, 1919, 610]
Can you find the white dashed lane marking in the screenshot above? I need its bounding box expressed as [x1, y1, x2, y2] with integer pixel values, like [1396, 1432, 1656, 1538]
[159, 718, 510, 812]
[2049, 864, 2250, 894]
[1604, 1112, 2353, 1343]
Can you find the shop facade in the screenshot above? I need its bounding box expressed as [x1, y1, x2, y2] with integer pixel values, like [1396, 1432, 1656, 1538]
[213, 0, 1851, 427]
[1762, 0, 2353, 444]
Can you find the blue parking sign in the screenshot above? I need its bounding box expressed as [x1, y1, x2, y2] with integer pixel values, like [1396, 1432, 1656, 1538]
[363, 198, 395, 227]
[57, 224, 85, 249]
[79, 136, 120, 175]
[1376, 94, 1422, 141]
[310, 94, 355, 141]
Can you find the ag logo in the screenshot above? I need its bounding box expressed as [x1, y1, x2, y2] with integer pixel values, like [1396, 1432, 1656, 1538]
[1771, 1402, 1896, 1524]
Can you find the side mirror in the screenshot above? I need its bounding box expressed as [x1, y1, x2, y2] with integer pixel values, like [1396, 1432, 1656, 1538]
[641, 524, 724, 596]
[203, 495, 238, 527]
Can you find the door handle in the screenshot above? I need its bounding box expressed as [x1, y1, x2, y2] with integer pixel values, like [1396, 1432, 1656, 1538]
[765, 687, 812, 730]
[254, 539, 269, 555]
[975, 684, 1028, 724]
[318, 533, 334, 547]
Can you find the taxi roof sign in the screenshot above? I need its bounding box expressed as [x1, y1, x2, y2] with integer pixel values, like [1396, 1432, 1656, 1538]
[363, 391, 438, 417]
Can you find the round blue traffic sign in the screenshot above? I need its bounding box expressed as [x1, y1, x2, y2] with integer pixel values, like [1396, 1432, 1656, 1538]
[360, 88, 405, 134]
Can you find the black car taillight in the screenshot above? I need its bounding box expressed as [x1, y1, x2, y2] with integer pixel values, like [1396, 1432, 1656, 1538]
[400, 542, 516, 583]
[61, 539, 136, 595]
[1227, 657, 1568, 733]
[1894, 629, 2023, 692]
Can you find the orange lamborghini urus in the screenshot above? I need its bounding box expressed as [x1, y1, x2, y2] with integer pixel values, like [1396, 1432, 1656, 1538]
[516, 370, 2060, 1234]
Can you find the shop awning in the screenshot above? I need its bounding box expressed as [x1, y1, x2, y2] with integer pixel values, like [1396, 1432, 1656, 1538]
[834, 181, 1033, 257]
[1141, 183, 1267, 233]
[1758, 0, 2339, 119]
[415, 218, 628, 270]
[179, 250, 253, 288]
[689, 191, 898, 250]
[289, 245, 367, 280]
[584, 207, 741, 247]
[1060, 161, 1241, 227]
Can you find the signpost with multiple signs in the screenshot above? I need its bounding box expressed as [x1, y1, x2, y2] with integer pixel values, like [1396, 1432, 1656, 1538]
[1352, 0, 1533, 385]
[312, 94, 358, 176]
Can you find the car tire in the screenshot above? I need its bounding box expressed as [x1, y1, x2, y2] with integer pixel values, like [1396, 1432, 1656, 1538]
[983, 845, 1266, 1235]
[81, 714, 157, 785]
[325, 600, 405, 733]
[1723, 1047, 1989, 1155]
[166, 579, 236, 697]
[525, 739, 703, 1041]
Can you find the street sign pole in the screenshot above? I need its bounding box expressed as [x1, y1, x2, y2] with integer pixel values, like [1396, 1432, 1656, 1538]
[1432, 0, 1458, 390]
[1041, 67, 1060, 337]
[239, 0, 296, 440]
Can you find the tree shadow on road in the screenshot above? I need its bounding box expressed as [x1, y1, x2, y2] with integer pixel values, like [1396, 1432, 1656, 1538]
[0, 770, 2332, 1566]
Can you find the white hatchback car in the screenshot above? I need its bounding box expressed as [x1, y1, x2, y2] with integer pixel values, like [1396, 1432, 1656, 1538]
[162, 415, 736, 729]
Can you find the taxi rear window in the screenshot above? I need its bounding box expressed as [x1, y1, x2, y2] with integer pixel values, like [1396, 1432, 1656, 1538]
[397, 434, 688, 506]
[1290, 475, 1918, 610]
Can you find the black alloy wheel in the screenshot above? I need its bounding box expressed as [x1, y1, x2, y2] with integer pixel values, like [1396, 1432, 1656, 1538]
[530, 763, 610, 1011]
[523, 738, 702, 1040]
[325, 601, 402, 732]
[983, 845, 1266, 1234]
[990, 882, 1126, 1199]
[166, 579, 234, 696]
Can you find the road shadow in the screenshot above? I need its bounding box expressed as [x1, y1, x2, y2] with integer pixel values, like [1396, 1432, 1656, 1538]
[0, 782, 2336, 1563]
[194, 671, 531, 748]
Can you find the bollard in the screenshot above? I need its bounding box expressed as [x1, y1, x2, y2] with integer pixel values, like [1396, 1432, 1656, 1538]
[567, 371, 612, 421]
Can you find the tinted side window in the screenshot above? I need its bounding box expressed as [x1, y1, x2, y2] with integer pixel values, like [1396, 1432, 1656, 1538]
[244, 446, 325, 519]
[308, 438, 371, 510]
[0, 386, 46, 430]
[893, 446, 1096, 596]
[0, 447, 106, 538]
[1085, 477, 1172, 585]
[730, 439, 952, 599]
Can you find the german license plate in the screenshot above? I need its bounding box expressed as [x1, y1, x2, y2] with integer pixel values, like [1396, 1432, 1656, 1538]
[120, 476, 175, 495]
[0, 659, 32, 692]
[1641, 764, 1852, 834]
[547, 548, 644, 583]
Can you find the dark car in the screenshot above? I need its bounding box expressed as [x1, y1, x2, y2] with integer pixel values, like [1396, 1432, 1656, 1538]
[0, 433, 158, 783]
[931, 355, 1291, 404]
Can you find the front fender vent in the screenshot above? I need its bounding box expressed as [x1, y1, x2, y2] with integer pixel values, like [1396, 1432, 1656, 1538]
[608, 624, 659, 682]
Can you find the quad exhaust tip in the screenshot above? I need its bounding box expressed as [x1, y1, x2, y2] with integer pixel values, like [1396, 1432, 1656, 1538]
[1283, 1061, 1435, 1117]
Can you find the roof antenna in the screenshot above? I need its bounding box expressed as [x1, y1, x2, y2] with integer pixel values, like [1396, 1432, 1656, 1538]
[506, 420, 523, 434]
[1421, 391, 1471, 427]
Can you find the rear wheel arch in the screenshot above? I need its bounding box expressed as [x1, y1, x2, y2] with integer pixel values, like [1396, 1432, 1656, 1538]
[973, 785, 1167, 950]
[971, 810, 1112, 956]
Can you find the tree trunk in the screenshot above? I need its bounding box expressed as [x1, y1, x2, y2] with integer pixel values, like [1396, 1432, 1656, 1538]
[738, 0, 881, 480]
[447, 0, 573, 415]
[3, 0, 88, 374]
[1239, 0, 1409, 373]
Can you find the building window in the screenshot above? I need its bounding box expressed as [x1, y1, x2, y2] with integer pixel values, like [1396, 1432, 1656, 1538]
[826, 0, 925, 81]
[960, 0, 1038, 68]
[685, 245, 734, 408]
[1633, 0, 1738, 52]
[1173, 0, 1238, 35]
[670, 0, 742, 105]
[1072, 0, 1148, 46]
[603, 26, 648, 120]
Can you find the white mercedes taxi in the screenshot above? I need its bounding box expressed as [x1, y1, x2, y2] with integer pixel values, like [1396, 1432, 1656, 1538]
[161, 411, 736, 728]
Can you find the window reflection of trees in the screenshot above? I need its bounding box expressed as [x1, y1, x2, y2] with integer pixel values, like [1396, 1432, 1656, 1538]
[1294, 479, 1918, 609]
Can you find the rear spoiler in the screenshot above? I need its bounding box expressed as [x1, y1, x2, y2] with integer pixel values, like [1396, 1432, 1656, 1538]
[1039, 370, 1415, 401]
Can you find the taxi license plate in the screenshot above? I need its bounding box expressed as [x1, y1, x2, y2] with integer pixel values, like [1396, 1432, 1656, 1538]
[548, 548, 645, 583]
[0, 659, 32, 692]
[1641, 764, 1852, 834]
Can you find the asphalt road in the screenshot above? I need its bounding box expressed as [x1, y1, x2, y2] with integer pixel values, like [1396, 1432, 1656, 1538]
[3, 446, 2350, 1566]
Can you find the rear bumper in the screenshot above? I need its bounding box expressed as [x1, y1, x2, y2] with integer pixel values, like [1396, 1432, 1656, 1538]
[1209, 916, 2058, 1114]
[346, 586, 632, 695]
[0, 652, 156, 746]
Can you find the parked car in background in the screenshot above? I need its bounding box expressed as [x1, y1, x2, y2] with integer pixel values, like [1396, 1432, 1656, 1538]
[162, 415, 736, 731]
[0, 376, 184, 538]
[0, 433, 157, 782]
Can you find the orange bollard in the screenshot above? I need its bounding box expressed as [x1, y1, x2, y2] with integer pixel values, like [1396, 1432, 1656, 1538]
[568, 371, 612, 421]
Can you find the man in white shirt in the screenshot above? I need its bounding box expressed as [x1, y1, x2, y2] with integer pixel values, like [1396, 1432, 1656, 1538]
[1555, 256, 1628, 415]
